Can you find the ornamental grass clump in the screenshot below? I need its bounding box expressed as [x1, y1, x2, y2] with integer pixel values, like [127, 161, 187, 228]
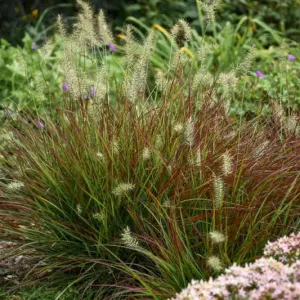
[1, 1, 300, 299]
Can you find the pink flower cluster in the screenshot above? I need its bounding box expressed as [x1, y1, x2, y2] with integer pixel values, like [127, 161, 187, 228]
[264, 232, 300, 264]
[172, 233, 300, 300]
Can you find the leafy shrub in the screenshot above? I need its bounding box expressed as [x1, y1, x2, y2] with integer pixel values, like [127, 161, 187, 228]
[2, 1, 299, 125]
[121, 5, 300, 117]
[3, 0, 300, 46]
[125, 0, 300, 44]
[0, 33, 63, 123]
[222, 0, 300, 43]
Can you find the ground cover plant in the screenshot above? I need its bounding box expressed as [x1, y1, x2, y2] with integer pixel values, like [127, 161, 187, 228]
[173, 232, 300, 299]
[1, 1, 300, 299]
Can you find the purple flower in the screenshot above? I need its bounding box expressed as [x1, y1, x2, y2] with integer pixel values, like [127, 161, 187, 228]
[83, 95, 88, 100]
[288, 54, 296, 61]
[108, 43, 116, 52]
[36, 120, 45, 128]
[89, 86, 96, 97]
[255, 71, 265, 78]
[62, 83, 70, 91]
[32, 43, 37, 51]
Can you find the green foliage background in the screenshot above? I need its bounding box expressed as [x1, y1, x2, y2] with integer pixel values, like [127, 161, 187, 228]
[2, 0, 300, 45]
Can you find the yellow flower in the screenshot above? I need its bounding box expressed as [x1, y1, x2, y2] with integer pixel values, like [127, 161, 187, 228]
[152, 24, 169, 36]
[117, 34, 126, 40]
[180, 47, 194, 59]
[32, 9, 39, 18]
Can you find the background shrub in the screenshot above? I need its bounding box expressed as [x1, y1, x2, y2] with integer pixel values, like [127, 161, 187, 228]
[2, 0, 300, 45]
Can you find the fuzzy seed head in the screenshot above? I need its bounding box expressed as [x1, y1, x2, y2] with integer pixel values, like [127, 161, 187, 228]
[213, 175, 224, 209]
[207, 255, 223, 271]
[171, 19, 191, 42]
[39, 40, 53, 60]
[253, 140, 270, 158]
[96, 152, 104, 159]
[76, 204, 82, 215]
[199, 0, 222, 24]
[121, 226, 140, 249]
[174, 123, 184, 134]
[195, 147, 202, 167]
[33, 71, 48, 99]
[236, 44, 257, 75]
[219, 70, 238, 99]
[163, 199, 170, 208]
[112, 140, 119, 155]
[193, 68, 213, 92]
[126, 57, 148, 101]
[93, 212, 104, 222]
[142, 147, 151, 161]
[124, 25, 140, 69]
[172, 50, 191, 69]
[74, 0, 97, 47]
[155, 70, 167, 91]
[189, 146, 202, 166]
[126, 31, 154, 101]
[57, 15, 66, 36]
[198, 42, 214, 64]
[98, 10, 113, 45]
[184, 117, 195, 146]
[278, 40, 289, 62]
[113, 183, 135, 197]
[221, 151, 232, 176]
[60, 39, 87, 100]
[285, 115, 298, 134]
[6, 181, 24, 191]
[209, 231, 226, 244]
[272, 102, 285, 125]
[155, 135, 163, 149]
